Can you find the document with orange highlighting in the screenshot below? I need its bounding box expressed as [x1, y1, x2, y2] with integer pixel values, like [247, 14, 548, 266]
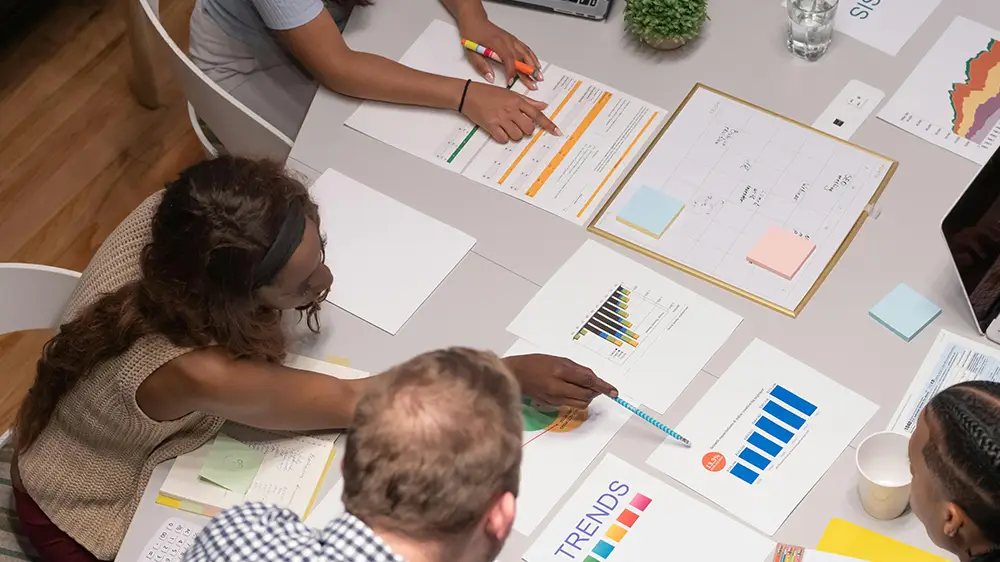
[344, 20, 667, 225]
[463, 66, 667, 224]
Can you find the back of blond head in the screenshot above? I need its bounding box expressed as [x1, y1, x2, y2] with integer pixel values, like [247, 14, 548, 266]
[342, 348, 523, 539]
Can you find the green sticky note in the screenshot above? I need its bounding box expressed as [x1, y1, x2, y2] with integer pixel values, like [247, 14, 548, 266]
[198, 434, 265, 495]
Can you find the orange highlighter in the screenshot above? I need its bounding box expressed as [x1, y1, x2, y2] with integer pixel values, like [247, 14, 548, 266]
[460, 39, 543, 81]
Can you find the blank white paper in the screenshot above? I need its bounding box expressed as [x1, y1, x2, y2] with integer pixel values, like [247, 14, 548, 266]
[647, 339, 877, 535]
[309, 169, 476, 334]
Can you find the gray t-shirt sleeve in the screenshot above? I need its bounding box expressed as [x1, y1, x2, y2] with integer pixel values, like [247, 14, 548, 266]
[250, 0, 325, 30]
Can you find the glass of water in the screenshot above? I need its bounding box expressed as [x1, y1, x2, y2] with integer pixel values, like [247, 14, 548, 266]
[787, 0, 839, 61]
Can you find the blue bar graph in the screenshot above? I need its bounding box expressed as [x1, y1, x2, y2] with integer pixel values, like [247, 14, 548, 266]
[763, 400, 806, 429]
[738, 447, 772, 471]
[731, 386, 817, 486]
[771, 385, 817, 416]
[730, 463, 760, 485]
[748, 432, 783, 457]
[755, 416, 794, 443]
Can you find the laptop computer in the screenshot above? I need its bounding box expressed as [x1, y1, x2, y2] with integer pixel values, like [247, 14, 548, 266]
[490, 0, 612, 20]
[942, 148, 1000, 343]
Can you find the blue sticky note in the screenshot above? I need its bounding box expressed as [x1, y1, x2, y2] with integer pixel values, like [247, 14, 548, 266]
[869, 284, 941, 342]
[615, 186, 684, 239]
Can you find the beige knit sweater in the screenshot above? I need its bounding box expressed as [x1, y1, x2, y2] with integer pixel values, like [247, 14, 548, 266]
[19, 192, 225, 560]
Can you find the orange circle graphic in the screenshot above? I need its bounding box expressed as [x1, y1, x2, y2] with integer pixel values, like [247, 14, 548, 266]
[702, 452, 727, 472]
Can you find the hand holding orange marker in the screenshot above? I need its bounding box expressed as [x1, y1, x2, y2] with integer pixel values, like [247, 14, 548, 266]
[461, 39, 543, 82]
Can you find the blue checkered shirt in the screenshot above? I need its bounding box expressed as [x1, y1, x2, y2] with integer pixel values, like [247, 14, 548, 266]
[182, 503, 405, 562]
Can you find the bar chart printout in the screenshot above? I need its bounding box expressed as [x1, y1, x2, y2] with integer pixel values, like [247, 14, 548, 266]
[647, 339, 877, 534]
[572, 283, 682, 367]
[728, 385, 818, 485]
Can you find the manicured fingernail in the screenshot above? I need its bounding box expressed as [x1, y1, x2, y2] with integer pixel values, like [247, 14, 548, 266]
[485, 71, 494, 83]
[555, 127, 563, 136]
[508, 77, 514, 86]
[528, 82, 537, 90]
[611, 389, 619, 398]
[538, 71, 545, 81]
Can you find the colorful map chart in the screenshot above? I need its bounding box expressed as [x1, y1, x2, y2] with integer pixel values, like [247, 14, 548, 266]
[879, 17, 1000, 165]
[950, 39, 1000, 143]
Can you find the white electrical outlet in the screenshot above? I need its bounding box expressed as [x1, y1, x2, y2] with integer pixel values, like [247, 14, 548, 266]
[812, 80, 885, 140]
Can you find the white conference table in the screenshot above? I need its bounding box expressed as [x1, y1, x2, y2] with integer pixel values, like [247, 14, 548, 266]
[120, 0, 1000, 559]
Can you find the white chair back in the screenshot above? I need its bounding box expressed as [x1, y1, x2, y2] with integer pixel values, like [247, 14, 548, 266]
[137, 0, 292, 161]
[0, 263, 81, 336]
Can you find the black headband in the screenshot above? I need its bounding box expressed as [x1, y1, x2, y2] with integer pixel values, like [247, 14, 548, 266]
[252, 198, 306, 288]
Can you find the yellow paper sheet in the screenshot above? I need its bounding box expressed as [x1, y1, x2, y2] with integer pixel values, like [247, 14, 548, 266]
[817, 518, 948, 562]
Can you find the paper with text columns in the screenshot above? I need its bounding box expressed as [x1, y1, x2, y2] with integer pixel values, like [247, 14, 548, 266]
[523, 454, 774, 562]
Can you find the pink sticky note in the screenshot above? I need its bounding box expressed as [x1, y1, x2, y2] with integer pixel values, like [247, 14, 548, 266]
[746, 226, 816, 280]
[629, 493, 652, 512]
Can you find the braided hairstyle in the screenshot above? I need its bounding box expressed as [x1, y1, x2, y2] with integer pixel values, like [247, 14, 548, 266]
[923, 381, 1000, 545]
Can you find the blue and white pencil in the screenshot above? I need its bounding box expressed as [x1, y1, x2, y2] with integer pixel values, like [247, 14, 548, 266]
[613, 396, 691, 447]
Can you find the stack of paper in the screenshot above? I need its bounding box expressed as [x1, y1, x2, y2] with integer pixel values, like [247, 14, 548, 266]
[158, 423, 339, 518]
[157, 355, 370, 517]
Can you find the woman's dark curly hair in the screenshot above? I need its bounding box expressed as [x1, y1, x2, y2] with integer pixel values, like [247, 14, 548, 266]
[16, 157, 323, 452]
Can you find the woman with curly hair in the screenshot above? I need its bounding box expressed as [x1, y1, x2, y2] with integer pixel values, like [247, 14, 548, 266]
[909, 381, 1000, 562]
[10, 156, 615, 561]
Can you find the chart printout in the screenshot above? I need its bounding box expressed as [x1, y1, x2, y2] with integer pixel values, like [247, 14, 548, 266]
[506, 339, 631, 536]
[508, 241, 742, 414]
[647, 340, 877, 535]
[879, 17, 1000, 165]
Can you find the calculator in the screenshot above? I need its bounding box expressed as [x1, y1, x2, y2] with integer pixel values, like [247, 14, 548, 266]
[140, 517, 204, 561]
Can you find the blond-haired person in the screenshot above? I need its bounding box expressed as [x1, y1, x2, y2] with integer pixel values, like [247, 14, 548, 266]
[182, 347, 524, 562]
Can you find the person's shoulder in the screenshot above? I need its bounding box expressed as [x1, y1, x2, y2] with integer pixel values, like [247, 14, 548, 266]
[182, 503, 308, 561]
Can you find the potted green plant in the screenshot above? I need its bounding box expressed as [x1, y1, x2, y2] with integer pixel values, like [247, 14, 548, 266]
[624, 0, 709, 50]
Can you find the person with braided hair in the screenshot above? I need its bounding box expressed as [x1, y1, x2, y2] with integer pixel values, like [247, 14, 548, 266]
[909, 380, 1000, 562]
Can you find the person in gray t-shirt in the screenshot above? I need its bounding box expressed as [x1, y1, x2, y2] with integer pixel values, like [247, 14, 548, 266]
[188, 0, 558, 141]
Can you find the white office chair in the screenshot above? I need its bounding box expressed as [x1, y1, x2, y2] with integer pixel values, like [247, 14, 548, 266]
[0, 263, 81, 447]
[135, 0, 293, 161]
[0, 263, 81, 337]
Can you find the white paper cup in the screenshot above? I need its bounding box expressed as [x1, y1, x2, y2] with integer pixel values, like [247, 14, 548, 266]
[856, 431, 912, 520]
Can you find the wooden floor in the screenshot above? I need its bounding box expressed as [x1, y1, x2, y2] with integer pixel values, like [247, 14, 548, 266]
[0, 0, 202, 434]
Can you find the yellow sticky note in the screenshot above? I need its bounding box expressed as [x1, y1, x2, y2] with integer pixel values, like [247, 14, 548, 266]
[325, 356, 352, 367]
[817, 519, 948, 562]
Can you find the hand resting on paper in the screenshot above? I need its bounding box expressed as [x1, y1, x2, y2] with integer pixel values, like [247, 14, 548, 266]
[503, 353, 617, 409]
[461, 82, 561, 143]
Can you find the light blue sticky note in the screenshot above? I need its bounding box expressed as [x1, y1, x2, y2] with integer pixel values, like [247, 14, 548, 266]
[615, 186, 684, 239]
[869, 283, 942, 342]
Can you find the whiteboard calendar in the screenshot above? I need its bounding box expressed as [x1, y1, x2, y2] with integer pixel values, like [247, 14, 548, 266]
[591, 85, 896, 316]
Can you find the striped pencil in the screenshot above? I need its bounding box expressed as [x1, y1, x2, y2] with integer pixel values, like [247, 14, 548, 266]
[613, 396, 690, 447]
